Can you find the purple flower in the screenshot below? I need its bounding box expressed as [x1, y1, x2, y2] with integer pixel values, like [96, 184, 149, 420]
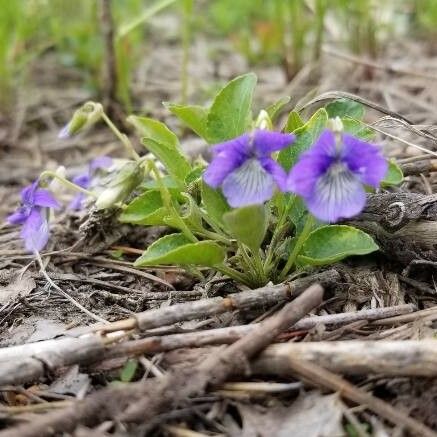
[287, 129, 387, 222]
[69, 156, 113, 210]
[7, 181, 60, 252]
[203, 130, 295, 207]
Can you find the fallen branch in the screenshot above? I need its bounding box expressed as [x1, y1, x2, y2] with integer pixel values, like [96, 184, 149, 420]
[252, 339, 437, 377]
[0, 303, 415, 386]
[67, 269, 339, 335]
[0, 284, 323, 437]
[350, 192, 437, 264]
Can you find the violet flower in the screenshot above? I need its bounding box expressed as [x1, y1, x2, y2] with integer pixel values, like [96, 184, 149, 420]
[203, 130, 295, 207]
[7, 181, 60, 252]
[287, 129, 387, 222]
[69, 156, 112, 210]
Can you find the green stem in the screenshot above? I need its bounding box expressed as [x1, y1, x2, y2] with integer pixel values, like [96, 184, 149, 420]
[195, 230, 232, 245]
[279, 214, 314, 282]
[148, 160, 197, 243]
[264, 196, 295, 271]
[39, 171, 96, 198]
[253, 250, 268, 285]
[215, 264, 251, 286]
[101, 111, 140, 161]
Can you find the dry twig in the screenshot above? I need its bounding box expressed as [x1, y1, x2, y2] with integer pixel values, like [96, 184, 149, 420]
[0, 284, 323, 437]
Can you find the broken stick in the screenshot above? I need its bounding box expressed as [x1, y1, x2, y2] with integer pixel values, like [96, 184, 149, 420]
[0, 284, 323, 437]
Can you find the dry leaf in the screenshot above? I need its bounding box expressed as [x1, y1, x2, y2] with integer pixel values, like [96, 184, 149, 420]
[0, 273, 35, 305]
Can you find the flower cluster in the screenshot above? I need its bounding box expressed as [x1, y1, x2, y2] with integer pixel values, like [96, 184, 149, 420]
[204, 128, 387, 222]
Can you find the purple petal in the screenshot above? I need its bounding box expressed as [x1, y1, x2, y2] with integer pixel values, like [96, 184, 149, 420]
[342, 134, 388, 187]
[308, 129, 338, 157]
[90, 156, 113, 171]
[253, 130, 295, 156]
[58, 124, 71, 139]
[72, 174, 91, 189]
[221, 158, 276, 207]
[20, 181, 39, 206]
[69, 193, 86, 211]
[212, 134, 251, 155]
[305, 166, 367, 222]
[7, 208, 29, 225]
[33, 189, 60, 209]
[204, 137, 249, 188]
[287, 152, 334, 198]
[260, 157, 288, 191]
[21, 209, 50, 252]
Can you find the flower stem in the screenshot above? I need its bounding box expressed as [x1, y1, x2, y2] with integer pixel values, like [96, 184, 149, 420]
[148, 159, 198, 243]
[279, 214, 314, 282]
[101, 111, 140, 161]
[264, 195, 295, 273]
[39, 171, 96, 198]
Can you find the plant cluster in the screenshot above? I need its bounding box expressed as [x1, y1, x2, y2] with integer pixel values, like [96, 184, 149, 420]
[7, 74, 403, 287]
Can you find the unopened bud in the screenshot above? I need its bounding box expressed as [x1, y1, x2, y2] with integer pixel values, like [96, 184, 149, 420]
[255, 110, 273, 131]
[95, 161, 143, 209]
[58, 101, 103, 139]
[48, 166, 67, 194]
[327, 116, 344, 133]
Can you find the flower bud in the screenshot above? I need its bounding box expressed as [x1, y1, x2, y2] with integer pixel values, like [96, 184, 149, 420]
[58, 101, 103, 139]
[95, 161, 144, 209]
[48, 166, 67, 195]
[255, 110, 273, 131]
[327, 116, 344, 133]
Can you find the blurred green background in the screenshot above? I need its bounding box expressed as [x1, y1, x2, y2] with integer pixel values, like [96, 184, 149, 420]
[0, 0, 435, 112]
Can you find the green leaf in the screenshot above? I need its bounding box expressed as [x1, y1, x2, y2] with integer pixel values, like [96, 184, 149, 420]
[326, 98, 365, 120]
[278, 108, 328, 171]
[120, 359, 138, 383]
[201, 181, 230, 228]
[134, 234, 226, 267]
[127, 115, 191, 183]
[342, 118, 374, 140]
[119, 190, 168, 225]
[165, 103, 209, 140]
[185, 166, 203, 185]
[382, 160, 403, 186]
[297, 225, 379, 266]
[266, 96, 290, 121]
[284, 110, 304, 132]
[206, 73, 257, 143]
[223, 204, 267, 252]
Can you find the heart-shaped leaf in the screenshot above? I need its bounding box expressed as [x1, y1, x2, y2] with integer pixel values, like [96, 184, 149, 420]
[201, 181, 230, 228]
[206, 73, 257, 143]
[134, 233, 225, 267]
[382, 160, 403, 186]
[127, 116, 191, 183]
[266, 96, 291, 121]
[284, 110, 304, 132]
[119, 190, 168, 225]
[326, 98, 365, 119]
[297, 225, 378, 266]
[279, 108, 328, 171]
[165, 103, 209, 140]
[223, 204, 268, 252]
